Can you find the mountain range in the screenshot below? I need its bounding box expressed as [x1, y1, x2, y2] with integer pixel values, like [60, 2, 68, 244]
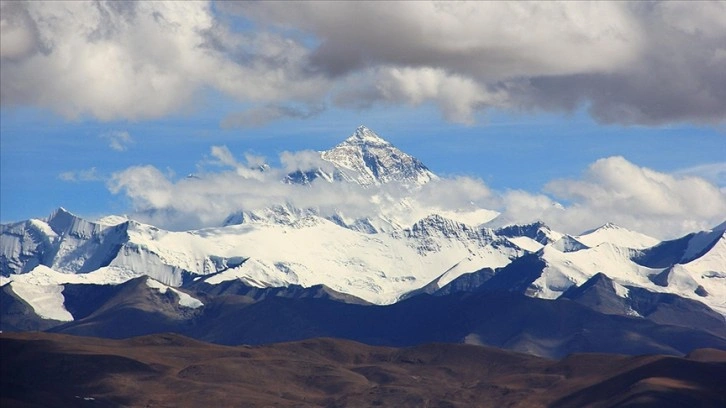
[5, 331, 725, 408]
[1, 126, 724, 359]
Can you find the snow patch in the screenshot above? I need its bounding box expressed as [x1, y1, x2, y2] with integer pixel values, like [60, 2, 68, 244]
[612, 280, 630, 298]
[145, 278, 204, 309]
[9, 281, 73, 321]
[506, 237, 544, 252]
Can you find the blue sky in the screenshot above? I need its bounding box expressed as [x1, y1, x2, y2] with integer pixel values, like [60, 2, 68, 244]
[1, 1, 725, 238]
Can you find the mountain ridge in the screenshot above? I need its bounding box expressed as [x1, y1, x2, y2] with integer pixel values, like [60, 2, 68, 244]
[1, 126, 725, 356]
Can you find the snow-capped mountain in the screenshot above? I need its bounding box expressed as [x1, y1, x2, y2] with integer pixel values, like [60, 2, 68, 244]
[439, 221, 726, 316]
[227, 126, 487, 234]
[283, 125, 436, 187]
[319, 125, 437, 187]
[5, 211, 724, 325]
[0, 208, 245, 284]
[576, 222, 660, 249]
[495, 222, 564, 252]
[1, 206, 526, 312]
[560, 272, 726, 337]
[1, 126, 725, 332]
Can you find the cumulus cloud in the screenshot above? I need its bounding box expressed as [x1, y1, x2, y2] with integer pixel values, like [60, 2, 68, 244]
[100, 130, 134, 151]
[227, 1, 726, 125]
[106, 145, 725, 238]
[108, 165, 174, 210]
[2, 1, 724, 126]
[486, 157, 726, 238]
[0, 1, 327, 121]
[107, 145, 496, 230]
[279, 150, 335, 174]
[674, 162, 726, 187]
[107, 146, 375, 229]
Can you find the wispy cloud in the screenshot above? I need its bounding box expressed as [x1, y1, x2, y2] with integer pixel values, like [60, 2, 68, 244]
[221, 104, 325, 129]
[58, 167, 101, 182]
[100, 130, 134, 152]
[674, 162, 726, 187]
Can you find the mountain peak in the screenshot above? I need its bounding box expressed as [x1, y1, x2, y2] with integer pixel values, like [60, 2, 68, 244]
[48, 207, 73, 218]
[495, 221, 562, 245]
[342, 125, 391, 147]
[579, 222, 633, 236]
[46, 207, 78, 232]
[577, 222, 660, 250]
[317, 126, 436, 187]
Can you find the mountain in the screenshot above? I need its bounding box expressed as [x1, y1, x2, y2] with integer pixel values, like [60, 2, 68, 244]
[424, 221, 726, 317]
[496, 221, 563, 251]
[635, 221, 726, 268]
[1, 126, 725, 359]
[184, 276, 371, 305]
[227, 126, 445, 232]
[0, 284, 63, 332]
[1, 209, 246, 285]
[46, 276, 204, 339]
[285, 125, 437, 187]
[4, 332, 725, 408]
[0, 207, 128, 275]
[44, 288, 726, 359]
[560, 273, 726, 338]
[576, 222, 660, 249]
[2, 203, 528, 308]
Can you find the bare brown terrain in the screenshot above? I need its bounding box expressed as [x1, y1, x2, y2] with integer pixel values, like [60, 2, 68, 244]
[2, 332, 725, 408]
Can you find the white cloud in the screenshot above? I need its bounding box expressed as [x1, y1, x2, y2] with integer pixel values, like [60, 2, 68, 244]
[512, 157, 726, 237]
[229, 1, 726, 125]
[108, 165, 174, 210]
[107, 146, 492, 230]
[412, 176, 493, 210]
[206, 145, 267, 180]
[208, 146, 240, 168]
[2, 1, 724, 126]
[674, 162, 726, 187]
[279, 150, 334, 174]
[355, 67, 509, 124]
[106, 146, 725, 239]
[0, 1, 327, 121]
[100, 130, 133, 152]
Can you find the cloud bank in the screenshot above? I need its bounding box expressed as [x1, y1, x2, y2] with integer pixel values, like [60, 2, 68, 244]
[500, 156, 726, 237]
[2, 1, 724, 126]
[107, 147, 726, 239]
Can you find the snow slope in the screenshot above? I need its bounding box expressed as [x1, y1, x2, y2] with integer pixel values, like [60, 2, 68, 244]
[146, 278, 204, 309]
[2, 209, 525, 305]
[577, 223, 660, 249]
[3, 214, 725, 317]
[531, 226, 726, 315]
[533, 243, 659, 300]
